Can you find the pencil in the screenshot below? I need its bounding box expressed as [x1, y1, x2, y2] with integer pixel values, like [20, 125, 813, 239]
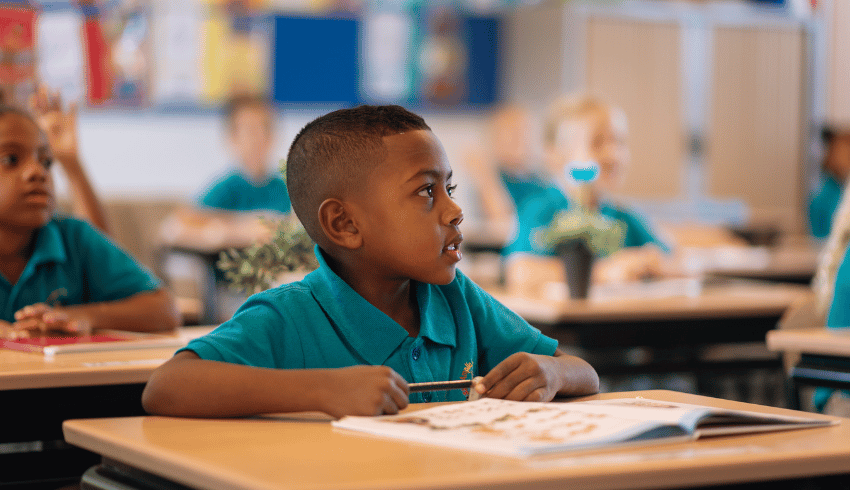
[409, 379, 474, 393]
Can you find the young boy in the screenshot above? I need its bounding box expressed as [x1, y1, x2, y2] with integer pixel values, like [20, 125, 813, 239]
[0, 105, 180, 338]
[809, 126, 850, 239]
[142, 105, 599, 418]
[503, 94, 673, 292]
[160, 94, 290, 251]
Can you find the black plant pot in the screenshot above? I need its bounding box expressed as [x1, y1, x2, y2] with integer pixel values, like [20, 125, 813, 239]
[557, 241, 595, 299]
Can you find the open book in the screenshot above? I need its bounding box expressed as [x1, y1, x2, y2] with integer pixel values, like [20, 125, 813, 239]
[332, 397, 835, 457]
[0, 330, 186, 356]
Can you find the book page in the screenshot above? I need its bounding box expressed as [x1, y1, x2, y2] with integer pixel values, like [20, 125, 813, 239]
[333, 398, 688, 457]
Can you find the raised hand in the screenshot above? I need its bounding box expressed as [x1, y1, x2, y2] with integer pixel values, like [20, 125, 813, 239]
[29, 84, 79, 166]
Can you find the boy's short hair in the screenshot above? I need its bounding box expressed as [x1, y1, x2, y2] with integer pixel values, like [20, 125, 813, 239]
[543, 94, 616, 147]
[0, 104, 37, 124]
[223, 94, 273, 130]
[286, 105, 431, 245]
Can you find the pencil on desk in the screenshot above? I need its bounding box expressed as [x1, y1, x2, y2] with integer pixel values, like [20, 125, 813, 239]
[409, 379, 474, 393]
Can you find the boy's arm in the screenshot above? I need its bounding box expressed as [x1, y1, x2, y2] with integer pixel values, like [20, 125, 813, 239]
[474, 349, 599, 402]
[141, 351, 410, 418]
[159, 206, 276, 252]
[13, 288, 180, 334]
[30, 85, 110, 234]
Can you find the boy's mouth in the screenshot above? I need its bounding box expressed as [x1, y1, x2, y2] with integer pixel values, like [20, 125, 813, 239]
[443, 234, 464, 261]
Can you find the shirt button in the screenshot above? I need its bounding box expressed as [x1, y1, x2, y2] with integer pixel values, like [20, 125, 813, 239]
[422, 392, 432, 402]
[412, 346, 421, 361]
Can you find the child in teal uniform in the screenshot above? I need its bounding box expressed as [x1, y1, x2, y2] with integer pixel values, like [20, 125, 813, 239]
[808, 126, 850, 239]
[161, 94, 291, 250]
[811, 188, 850, 413]
[0, 104, 179, 338]
[142, 105, 599, 418]
[504, 94, 672, 292]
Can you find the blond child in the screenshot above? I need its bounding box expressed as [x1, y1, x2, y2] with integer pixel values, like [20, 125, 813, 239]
[503, 94, 673, 293]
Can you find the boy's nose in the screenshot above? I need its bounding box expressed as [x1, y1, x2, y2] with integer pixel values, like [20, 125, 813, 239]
[22, 159, 48, 181]
[448, 202, 464, 227]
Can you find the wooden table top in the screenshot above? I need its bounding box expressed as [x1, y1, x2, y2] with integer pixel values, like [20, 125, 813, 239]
[63, 390, 849, 490]
[767, 328, 850, 357]
[0, 326, 214, 391]
[487, 279, 810, 324]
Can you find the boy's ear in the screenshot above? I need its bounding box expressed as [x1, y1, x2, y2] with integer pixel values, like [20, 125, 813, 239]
[317, 198, 362, 250]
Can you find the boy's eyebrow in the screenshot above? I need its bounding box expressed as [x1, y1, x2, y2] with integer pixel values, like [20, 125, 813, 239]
[406, 169, 453, 183]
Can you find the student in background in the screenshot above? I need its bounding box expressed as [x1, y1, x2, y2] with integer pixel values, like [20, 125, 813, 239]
[159, 94, 291, 251]
[463, 104, 548, 248]
[809, 126, 850, 239]
[20, 84, 110, 234]
[503, 94, 673, 294]
[142, 105, 599, 418]
[0, 104, 180, 339]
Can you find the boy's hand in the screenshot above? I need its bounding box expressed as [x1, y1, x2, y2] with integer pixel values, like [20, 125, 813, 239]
[29, 84, 79, 166]
[12, 303, 91, 337]
[474, 352, 562, 402]
[320, 365, 410, 418]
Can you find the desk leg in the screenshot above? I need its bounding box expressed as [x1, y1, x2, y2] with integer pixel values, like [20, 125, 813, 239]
[81, 459, 191, 490]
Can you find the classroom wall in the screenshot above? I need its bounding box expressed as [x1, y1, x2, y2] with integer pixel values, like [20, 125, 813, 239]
[65, 109, 489, 213]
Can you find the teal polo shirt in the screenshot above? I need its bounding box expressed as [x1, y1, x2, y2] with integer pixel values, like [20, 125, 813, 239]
[182, 246, 558, 403]
[808, 175, 843, 239]
[198, 170, 291, 214]
[504, 185, 671, 257]
[499, 169, 548, 209]
[0, 217, 161, 322]
[814, 244, 850, 411]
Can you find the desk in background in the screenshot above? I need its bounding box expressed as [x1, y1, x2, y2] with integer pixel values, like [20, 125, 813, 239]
[488, 279, 809, 405]
[0, 326, 213, 490]
[767, 328, 850, 411]
[64, 390, 849, 490]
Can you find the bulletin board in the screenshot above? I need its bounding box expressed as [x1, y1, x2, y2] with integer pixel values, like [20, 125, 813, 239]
[11, 1, 502, 111]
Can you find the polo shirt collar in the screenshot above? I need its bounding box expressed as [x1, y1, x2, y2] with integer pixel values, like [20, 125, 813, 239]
[304, 246, 458, 365]
[29, 220, 67, 267]
[416, 282, 457, 348]
[305, 246, 410, 365]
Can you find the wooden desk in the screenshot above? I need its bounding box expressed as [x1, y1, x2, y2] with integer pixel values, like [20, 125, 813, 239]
[1, 326, 213, 489]
[488, 280, 809, 404]
[698, 243, 819, 284]
[767, 328, 850, 410]
[63, 390, 849, 490]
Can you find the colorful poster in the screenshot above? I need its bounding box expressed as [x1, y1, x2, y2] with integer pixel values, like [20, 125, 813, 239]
[37, 10, 86, 103]
[0, 6, 36, 107]
[361, 8, 414, 103]
[152, 0, 202, 104]
[199, 0, 269, 103]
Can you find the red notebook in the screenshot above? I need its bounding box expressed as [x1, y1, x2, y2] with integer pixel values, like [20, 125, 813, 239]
[1, 331, 186, 355]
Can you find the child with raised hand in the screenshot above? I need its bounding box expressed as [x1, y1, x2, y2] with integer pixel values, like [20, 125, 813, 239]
[0, 104, 180, 339]
[28, 84, 111, 234]
[503, 94, 673, 293]
[142, 105, 598, 418]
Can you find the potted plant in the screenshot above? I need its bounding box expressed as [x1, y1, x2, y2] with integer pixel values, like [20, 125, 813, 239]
[534, 169, 624, 299]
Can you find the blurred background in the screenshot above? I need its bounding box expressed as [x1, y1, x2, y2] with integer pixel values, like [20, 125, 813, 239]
[2, 0, 841, 226]
[0, 0, 843, 317]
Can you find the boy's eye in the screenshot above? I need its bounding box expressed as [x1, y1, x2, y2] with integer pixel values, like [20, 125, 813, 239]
[447, 184, 457, 198]
[0, 154, 19, 167]
[42, 157, 54, 169]
[418, 185, 434, 198]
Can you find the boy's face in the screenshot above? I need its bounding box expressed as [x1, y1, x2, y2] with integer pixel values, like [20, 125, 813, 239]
[350, 130, 464, 286]
[547, 107, 630, 196]
[228, 105, 275, 179]
[0, 113, 54, 230]
[826, 133, 850, 183]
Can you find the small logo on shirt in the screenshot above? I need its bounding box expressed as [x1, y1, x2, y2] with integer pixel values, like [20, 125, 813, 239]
[459, 361, 474, 397]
